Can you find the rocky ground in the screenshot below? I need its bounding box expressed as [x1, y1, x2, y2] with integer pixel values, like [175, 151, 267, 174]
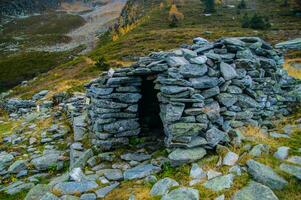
[0, 37, 301, 200]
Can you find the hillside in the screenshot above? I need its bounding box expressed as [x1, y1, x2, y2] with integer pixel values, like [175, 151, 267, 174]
[0, 1, 300, 199]
[9, 0, 301, 98]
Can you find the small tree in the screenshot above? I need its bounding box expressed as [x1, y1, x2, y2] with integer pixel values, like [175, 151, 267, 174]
[168, 4, 184, 27]
[201, 0, 216, 13]
[237, 0, 247, 9]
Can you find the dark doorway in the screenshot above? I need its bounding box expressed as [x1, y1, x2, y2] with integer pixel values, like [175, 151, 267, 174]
[138, 76, 164, 139]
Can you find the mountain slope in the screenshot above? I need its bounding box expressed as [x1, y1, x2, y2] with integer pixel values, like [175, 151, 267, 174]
[9, 0, 301, 98]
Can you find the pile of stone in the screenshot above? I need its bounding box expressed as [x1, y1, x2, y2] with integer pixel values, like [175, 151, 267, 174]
[86, 37, 300, 159]
[2, 98, 36, 118]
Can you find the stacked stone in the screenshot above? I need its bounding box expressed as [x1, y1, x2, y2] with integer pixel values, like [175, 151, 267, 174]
[2, 98, 36, 118]
[86, 37, 300, 151]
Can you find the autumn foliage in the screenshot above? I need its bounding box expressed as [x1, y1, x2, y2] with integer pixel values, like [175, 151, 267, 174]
[168, 4, 184, 27]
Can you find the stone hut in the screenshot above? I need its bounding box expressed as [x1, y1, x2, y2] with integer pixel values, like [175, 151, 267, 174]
[86, 37, 299, 156]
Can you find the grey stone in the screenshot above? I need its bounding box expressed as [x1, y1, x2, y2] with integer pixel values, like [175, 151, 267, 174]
[124, 164, 161, 180]
[220, 62, 238, 80]
[205, 127, 229, 147]
[201, 86, 220, 98]
[275, 38, 301, 50]
[70, 149, 93, 170]
[161, 187, 199, 200]
[150, 177, 179, 196]
[121, 152, 151, 162]
[4, 181, 34, 195]
[80, 193, 97, 200]
[207, 169, 222, 180]
[103, 119, 139, 133]
[40, 192, 60, 200]
[170, 123, 207, 137]
[104, 169, 123, 181]
[179, 64, 208, 78]
[217, 93, 238, 107]
[95, 182, 119, 198]
[287, 156, 301, 165]
[190, 56, 208, 65]
[31, 153, 61, 171]
[8, 160, 27, 173]
[61, 195, 80, 200]
[25, 184, 51, 200]
[166, 56, 189, 67]
[249, 144, 269, 157]
[189, 163, 206, 186]
[246, 160, 288, 189]
[232, 181, 279, 200]
[279, 163, 301, 180]
[69, 168, 87, 182]
[273, 146, 290, 160]
[223, 152, 239, 166]
[165, 103, 185, 122]
[168, 147, 206, 166]
[190, 76, 219, 89]
[52, 181, 98, 195]
[203, 174, 234, 192]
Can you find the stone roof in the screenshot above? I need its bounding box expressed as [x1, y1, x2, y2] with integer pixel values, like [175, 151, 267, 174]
[86, 37, 300, 163]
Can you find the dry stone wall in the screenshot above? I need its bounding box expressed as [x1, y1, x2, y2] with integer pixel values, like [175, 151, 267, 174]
[86, 37, 300, 151]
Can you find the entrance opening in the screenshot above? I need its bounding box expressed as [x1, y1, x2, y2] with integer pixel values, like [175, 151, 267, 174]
[138, 76, 164, 141]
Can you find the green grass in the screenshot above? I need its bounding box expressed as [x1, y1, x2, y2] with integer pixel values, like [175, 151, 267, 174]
[90, 0, 301, 63]
[0, 191, 28, 200]
[0, 48, 83, 92]
[0, 12, 85, 49]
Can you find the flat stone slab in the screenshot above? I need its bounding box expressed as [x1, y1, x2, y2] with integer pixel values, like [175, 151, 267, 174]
[232, 181, 279, 200]
[246, 160, 287, 189]
[95, 182, 119, 198]
[150, 177, 179, 196]
[168, 147, 206, 166]
[124, 164, 161, 180]
[203, 174, 234, 192]
[52, 181, 98, 195]
[280, 163, 301, 180]
[161, 187, 199, 200]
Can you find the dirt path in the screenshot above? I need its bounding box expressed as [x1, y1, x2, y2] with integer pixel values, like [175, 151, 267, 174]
[31, 0, 126, 53]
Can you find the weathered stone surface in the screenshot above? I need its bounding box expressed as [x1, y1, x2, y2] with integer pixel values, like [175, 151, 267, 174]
[52, 181, 98, 195]
[40, 192, 60, 200]
[170, 123, 207, 137]
[25, 184, 51, 200]
[203, 174, 234, 192]
[31, 153, 61, 171]
[220, 62, 238, 80]
[150, 178, 179, 196]
[124, 164, 161, 180]
[8, 160, 27, 173]
[223, 152, 239, 166]
[189, 163, 206, 186]
[275, 38, 301, 50]
[104, 169, 123, 181]
[217, 93, 238, 107]
[190, 76, 219, 89]
[232, 181, 279, 200]
[168, 147, 206, 166]
[273, 146, 290, 160]
[279, 163, 301, 180]
[179, 64, 208, 78]
[205, 127, 229, 147]
[95, 182, 119, 198]
[246, 160, 288, 189]
[121, 152, 151, 162]
[165, 103, 185, 122]
[161, 187, 199, 200]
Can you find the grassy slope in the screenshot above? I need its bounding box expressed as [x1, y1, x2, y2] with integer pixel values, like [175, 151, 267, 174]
[0, 12, 85, 92]
[10, 0, 301, 98]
